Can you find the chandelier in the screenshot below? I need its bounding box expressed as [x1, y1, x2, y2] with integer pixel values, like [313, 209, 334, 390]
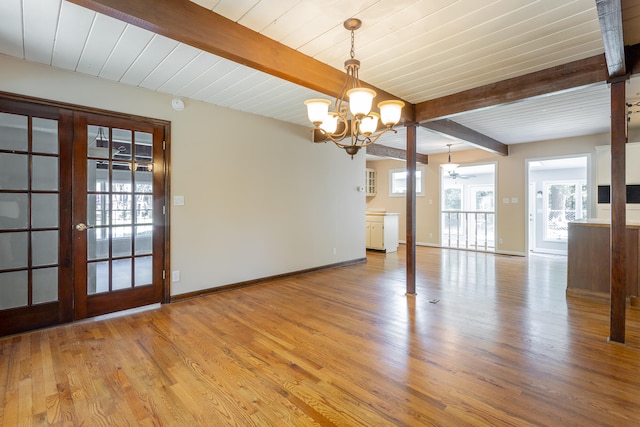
[304, 18, 405, 158]
[442, 144, 459, 173]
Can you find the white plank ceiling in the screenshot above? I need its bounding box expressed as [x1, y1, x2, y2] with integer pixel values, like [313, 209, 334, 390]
[1, 0, 639, 157]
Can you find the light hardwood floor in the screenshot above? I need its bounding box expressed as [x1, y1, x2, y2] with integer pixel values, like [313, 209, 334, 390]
[1, 246, 640, 426]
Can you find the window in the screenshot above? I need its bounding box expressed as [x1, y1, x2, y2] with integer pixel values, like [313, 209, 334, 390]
[389, 167, 424, 197]
[470, 185, 494, 211]
[443, 186, 462, 210]
[543, 180, 586, 241]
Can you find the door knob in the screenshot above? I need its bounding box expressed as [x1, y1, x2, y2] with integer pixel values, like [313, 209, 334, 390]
[75, 223, 95, 231]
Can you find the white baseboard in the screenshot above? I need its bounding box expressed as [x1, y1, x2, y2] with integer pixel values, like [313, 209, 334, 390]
[399, 240, 440, 247]
[531, 248, 567, 256]
[494, 250, 526, 256]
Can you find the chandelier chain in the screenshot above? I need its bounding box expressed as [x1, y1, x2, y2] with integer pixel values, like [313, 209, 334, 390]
[350, 30, 356, 59]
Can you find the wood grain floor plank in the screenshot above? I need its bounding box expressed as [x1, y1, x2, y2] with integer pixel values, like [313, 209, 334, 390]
[2, 247, 640, 426]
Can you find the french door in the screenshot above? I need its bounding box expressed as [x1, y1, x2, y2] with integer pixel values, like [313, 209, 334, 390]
[0, 97, 167, 336]
[73, 112, 166, 320]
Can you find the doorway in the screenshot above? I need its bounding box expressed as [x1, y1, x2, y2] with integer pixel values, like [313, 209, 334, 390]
[527, 155, 589, 255]
[0, 96, 168, 336]
[441, 163, 496, 251]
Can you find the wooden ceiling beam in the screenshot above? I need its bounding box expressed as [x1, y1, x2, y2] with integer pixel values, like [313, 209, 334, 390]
[366, 144, 428, 164]
[421, 119, 508, 156]
[596, 0, 626, 78]
[67, 0, 415, 124]
[415, 54, 608, 122]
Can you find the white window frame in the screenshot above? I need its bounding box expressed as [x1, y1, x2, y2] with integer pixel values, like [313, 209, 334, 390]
[389, 167, 424, 197]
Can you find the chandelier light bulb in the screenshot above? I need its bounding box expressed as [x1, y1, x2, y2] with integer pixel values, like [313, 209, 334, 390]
[359, 113, 379, 135]
[320, 113, 339, 134]
[347, 88, 376, 117]
[442, 162, 459, 172]
[304, 99, 331, 125]
[378, 100, 405, 126]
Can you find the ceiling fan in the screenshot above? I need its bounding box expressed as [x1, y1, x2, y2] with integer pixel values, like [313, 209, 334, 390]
[446, 171, 475, 180]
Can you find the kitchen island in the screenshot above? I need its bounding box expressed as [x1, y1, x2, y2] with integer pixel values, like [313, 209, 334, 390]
[567, 219, 640, 299]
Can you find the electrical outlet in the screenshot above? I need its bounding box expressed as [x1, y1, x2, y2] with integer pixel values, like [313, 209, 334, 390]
[498, 238, 504, 245]
[172, 271, 180, 282]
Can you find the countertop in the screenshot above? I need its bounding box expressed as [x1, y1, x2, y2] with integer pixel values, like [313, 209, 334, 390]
[366, 212, 400, 216]
[570, 218, 640, 228]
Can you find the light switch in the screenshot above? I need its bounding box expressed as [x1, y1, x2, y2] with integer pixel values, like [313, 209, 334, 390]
[502, 198, 510, 204]
[511, 197, 518, 204]
[173, 195, 185, 206]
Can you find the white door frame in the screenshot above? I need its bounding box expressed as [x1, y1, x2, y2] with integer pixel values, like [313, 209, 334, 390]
[525, 154, 591, 256]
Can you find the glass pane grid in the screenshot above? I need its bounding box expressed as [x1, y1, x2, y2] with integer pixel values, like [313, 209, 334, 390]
[1, 113, 60, 309]
[86, 124, 155, 296]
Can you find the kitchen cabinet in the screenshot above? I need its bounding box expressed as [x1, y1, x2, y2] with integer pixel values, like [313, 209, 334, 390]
[365, 168, 376, 196]
[365, 213, 399, 252]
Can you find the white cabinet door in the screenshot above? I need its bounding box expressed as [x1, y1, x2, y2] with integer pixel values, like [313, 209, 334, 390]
[365, 222, 371, 247]
[365, 168, 376, 196]
[370, 222, 384, 249]
[365, 214, 399, 252]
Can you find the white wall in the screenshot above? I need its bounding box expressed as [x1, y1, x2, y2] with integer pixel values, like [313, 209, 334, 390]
[0, 54, 366, 297]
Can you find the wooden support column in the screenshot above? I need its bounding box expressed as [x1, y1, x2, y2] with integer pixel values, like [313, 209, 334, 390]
[609, 78, 627, 343]
[406, 124, 417, 295]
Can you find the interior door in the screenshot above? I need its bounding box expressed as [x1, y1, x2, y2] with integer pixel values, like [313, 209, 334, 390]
[0, 97, 167, 337]
[73, 113, 165, 319]
[0, 99, 73, 336]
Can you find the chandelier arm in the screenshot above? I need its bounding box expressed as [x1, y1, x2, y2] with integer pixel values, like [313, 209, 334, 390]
[331, 128, 349, 141]
[313, 127, 348, 144]
[322, 132, 351, 148]
[360, 127, 398, 147]
[331, 115, 349, 140]
[351, 64, 361, 90]
[331, 126, 398, 149]
[335, 76, 350, 113]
